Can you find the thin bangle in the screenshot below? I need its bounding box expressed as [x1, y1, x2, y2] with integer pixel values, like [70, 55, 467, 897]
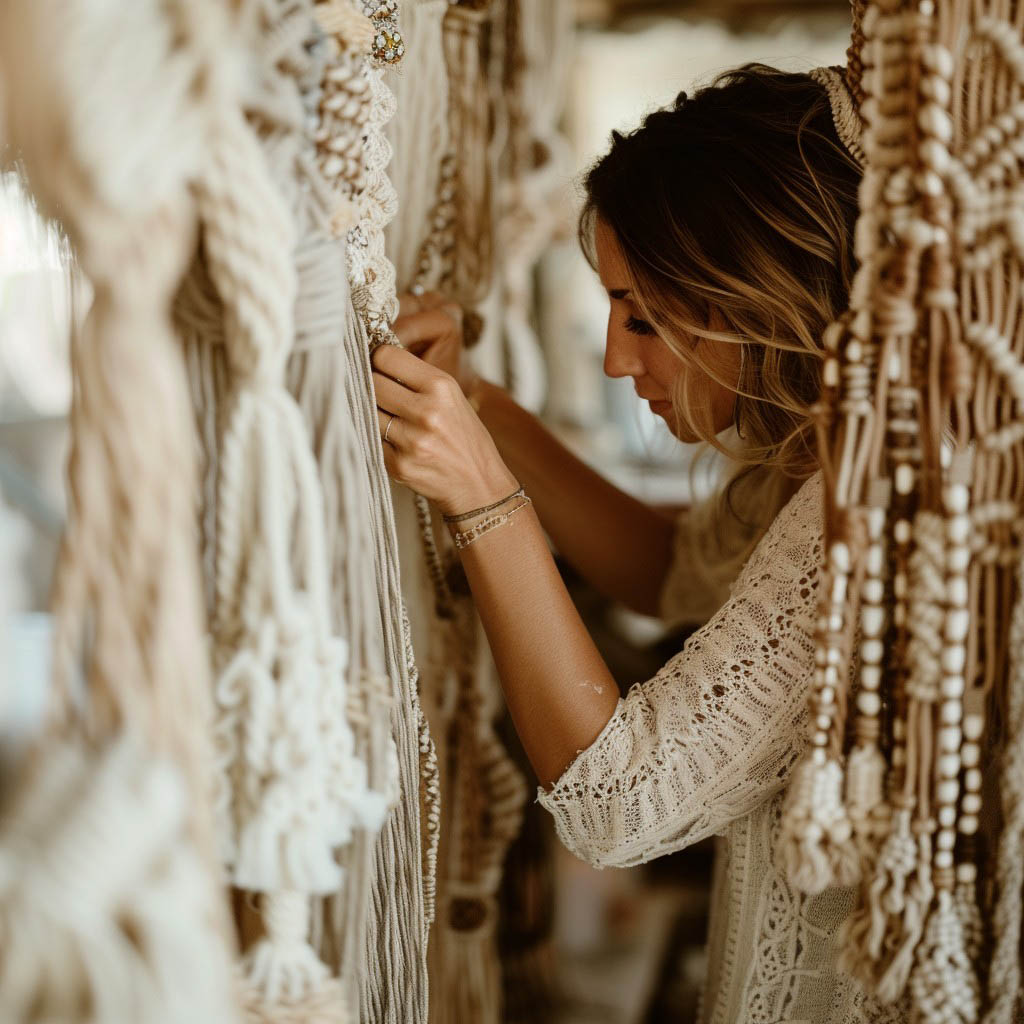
[452, 497, 532, 550]
[442, 484, 525, 523]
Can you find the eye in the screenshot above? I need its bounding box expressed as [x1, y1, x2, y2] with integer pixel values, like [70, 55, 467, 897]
[624, 315, 656, 336]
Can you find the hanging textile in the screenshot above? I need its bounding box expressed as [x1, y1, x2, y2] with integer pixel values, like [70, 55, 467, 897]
[0, 1, 241, 1020]
[781, 0, 1024, 1020]
[382, 3, 545, 1021]
[176, 0, 431, 1020]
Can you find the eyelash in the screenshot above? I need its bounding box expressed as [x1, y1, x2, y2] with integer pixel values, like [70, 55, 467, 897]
[624, 315, 656, 336]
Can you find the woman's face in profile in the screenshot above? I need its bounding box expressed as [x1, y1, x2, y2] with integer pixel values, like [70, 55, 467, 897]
[594, 218, 739, 443]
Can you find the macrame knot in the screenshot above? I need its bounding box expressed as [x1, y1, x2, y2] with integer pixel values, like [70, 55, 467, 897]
[909, 889, 980, 1024]
[906, 512, 946, 703]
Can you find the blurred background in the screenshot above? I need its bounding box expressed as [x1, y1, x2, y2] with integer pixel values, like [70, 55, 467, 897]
[1, 0, 849, 1020]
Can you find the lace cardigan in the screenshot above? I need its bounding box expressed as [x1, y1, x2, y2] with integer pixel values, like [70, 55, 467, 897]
[538, 473, 906, 1023]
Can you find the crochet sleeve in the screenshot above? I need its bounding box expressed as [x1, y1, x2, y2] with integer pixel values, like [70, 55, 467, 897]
[538, 474, 823, 869]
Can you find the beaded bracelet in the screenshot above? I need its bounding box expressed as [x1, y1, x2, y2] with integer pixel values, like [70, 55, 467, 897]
[451, 497, 532, 550]
[442, 485, 525, 524]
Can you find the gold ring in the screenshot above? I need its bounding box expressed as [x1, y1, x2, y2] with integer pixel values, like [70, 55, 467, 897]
[384, 414, 396, 443]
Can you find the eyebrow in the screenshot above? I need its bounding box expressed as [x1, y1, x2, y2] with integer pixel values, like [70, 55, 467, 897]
[608, 288, 631, 300]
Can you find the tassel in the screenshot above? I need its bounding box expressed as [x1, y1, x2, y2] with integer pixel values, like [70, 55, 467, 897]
[782, 757, 860, 895]
[875, 828, 933, 1003]
[243, 892, 329, 1002]
[840, 805, 916, 986]
[909, 889, 980, 1024]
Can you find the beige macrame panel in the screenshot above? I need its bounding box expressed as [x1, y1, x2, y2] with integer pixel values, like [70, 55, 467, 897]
[779, 0, 1024, 1021]
[0, 1, 242, 1021]
[381, 2, 572, 1021]
[175, 1, 432, 1021]
[384, 6, 526, 1024]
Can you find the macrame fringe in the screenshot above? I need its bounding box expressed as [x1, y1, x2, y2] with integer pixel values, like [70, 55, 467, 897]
[781, 758, 860, 895]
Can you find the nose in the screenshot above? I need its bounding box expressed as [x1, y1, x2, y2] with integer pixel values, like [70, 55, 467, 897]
[603, 319, 645, 380]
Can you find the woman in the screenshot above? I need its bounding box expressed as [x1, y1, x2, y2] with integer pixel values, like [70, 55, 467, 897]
[373, 65, 893, 1022]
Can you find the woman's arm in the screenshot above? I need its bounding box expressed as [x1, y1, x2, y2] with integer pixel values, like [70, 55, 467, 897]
[372, 344, 619, 785]
[472, 380, 676, 616]
[391, 301, 676, 616]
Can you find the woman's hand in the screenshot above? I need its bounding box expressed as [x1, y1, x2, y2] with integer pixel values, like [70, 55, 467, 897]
[392, 292, 478, 394]
[372, 343, 517, 517]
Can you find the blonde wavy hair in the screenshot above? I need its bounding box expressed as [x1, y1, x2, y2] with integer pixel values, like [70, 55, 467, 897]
[581, 64, 861, 584]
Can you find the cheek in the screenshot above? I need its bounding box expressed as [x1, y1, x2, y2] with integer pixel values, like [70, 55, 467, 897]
[642, 339, 686, 394]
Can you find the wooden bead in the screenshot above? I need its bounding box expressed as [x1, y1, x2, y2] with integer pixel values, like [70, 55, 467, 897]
[942, 646, 966, 674]
[945, 483, 969, 513]
[941, 701, 963, 724]
[949, 545, 970, 572]
[861, 606, 885, 638]
[866, 545, 884, 576]
[857, 691, 882, 717]
[862, 639, 884, 665]
[945, 608, 970, 642]
[861, 665, 882, 690]
[830, 542, 851, 574]
[947, 576, 968, 607]
[941, 675, 965, 699]
[939, 725, 962, 751]
[962, 793, 982, 814]
[957, 862, 977, 883]
[895, 464, 915, 494]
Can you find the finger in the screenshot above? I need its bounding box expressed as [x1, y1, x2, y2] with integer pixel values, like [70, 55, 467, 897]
[378, 431, 403, 480]
[372, 342, 442, 391]
[391, 308, 459, 352]
[376, 408, 404, 447]
[373, 370, 422, 417]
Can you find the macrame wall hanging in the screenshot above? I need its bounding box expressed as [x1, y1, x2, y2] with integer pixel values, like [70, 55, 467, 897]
[382, 6, 527, 1024]
[381, 2, 570, 1021]
[174, 0, 435, 1021]
[0, 1, 241, 1020]
[782, 0, 1024, 1020]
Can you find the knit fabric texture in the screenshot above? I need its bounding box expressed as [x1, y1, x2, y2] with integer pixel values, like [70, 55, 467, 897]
[538, 473, 906, 1023]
